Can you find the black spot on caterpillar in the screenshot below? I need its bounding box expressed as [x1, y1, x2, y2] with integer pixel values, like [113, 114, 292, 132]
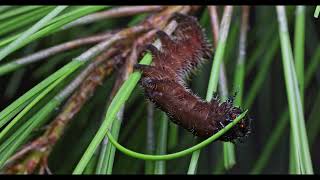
[134, 13, 251, 142]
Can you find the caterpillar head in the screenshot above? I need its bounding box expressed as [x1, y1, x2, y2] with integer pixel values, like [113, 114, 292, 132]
[207, 97, 252, 143]
[218, 106, 252, 143]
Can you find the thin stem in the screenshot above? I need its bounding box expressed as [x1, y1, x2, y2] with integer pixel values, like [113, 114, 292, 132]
[0, 6, 42, 21]
[314, 6, 320, 18]
[290, 5, 305, 173]
[0, 6, 68, 61]
[234, 6, 249, 106]
[0, 32, 112, 76]
[104, 111, 247, 161]
[55, 49, 117, 101]
[145, 102, 155, 174]
[77, 27, 145, 62]
[95, 52, 131, 175]
[276, 6, 313, 174]
[104, 109, 124, 174]
[294, 6, 305, 105]
[154, 113, 168, 174]
[208, 6, 219, 45]
[63, 6, 164, 29]
[206, 6, 233, 100]
[189, 6, 233, 174]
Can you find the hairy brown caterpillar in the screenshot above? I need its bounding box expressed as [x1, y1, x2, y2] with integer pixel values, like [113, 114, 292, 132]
[134, 13, 251, 142]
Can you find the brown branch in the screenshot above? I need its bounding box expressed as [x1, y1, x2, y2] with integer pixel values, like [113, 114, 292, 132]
[13, 32, 114, 66]
[55, 47, 118, 101]
[76, 25, 147, 63]
[126, 29, 158, 77]
[237, 6, 249, 65]
[4, 49, 122, 174]
[74, 6, 185, 63]
[63, 6, 165, 30]
[208, 6, 234, 98]
[208, 6, 220, 47]
[4, 10, 164, 73]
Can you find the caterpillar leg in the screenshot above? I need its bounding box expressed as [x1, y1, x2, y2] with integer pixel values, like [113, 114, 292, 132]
[139, 77, 166, 102]
[134, 64, 156, 77]
[219, 121, 225, 128]
[172, 12, 195, 23]
[144, 44, 161, 58]
[226, 96, 234, 104]
[133, 64, 152, 71]
[144, 44, 169, 66]
[140, 77, 156, 90]
[212, 92, 220, 101]
[156, 30, 175, 50]
[134, 64, 174, 80]
[226, 91, 238, 104]
[172, 13, 199, 37]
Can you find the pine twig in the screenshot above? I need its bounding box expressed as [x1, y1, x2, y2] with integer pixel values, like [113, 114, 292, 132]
[4, 48, 122, 174]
